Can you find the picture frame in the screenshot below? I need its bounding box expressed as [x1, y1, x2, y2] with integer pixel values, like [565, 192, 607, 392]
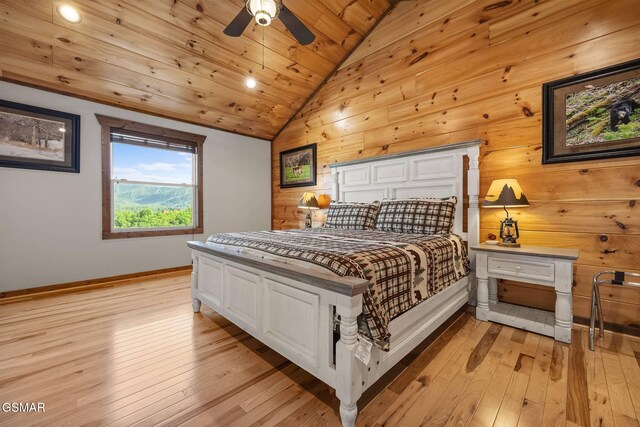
[542, 58, 640, 164]
[279, 143, 317, 188]
[0, 99, 81, 173]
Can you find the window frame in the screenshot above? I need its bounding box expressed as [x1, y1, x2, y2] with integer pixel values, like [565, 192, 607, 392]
[97, 114, 205, 239]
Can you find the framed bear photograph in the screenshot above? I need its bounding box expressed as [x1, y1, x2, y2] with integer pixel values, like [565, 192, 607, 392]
[542, 59, 640, 164]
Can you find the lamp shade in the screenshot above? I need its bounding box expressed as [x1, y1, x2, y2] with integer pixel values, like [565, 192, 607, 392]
[482, 179, 529, 208]
[298, 192, 319, 209]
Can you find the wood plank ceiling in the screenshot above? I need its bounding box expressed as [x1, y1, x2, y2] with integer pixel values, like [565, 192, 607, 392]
[0, 0, 392, 139]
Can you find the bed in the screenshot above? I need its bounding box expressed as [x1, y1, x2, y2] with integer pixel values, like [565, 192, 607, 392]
[187, 139, 481, 427]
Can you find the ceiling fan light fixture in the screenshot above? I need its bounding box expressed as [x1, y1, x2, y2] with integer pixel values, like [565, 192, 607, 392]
[254, 11, 271, 26]
[247, 0, 280, 26]
[225, 0, 315, 45]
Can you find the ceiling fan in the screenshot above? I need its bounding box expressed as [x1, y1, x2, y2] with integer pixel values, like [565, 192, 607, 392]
[224, 0, 316, 45]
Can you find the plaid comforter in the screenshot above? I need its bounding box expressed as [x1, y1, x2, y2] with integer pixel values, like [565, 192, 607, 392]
[206, 228, 469, 350]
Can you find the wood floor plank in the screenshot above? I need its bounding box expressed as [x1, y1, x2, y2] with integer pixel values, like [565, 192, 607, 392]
[583, 328, 616, 427]
[618, 353, 640, 423]
[612, 334, 637, 358]
[176, 365, 302, 427]
[387, 313, 470, 394]
[567, 330, 591, 427]
[0, 316, 198, 392]
[248, 381, 328, 426]
[525, 335, 554, 405]
[611, 413, 640, 427]
[445, 325, 513, 426]
[407, 321, 495, 425]
[612, 333, 640, 424]
[355, 388, 398, 427]
[517, 400, 545, 427]
[1, 316, 224, 401]
[1, 272, 639, 427]
[468, 330, 524, 427]
[493, 370, 530, 426]
[373, 317, 481, 425]
[601, 347, 638, 421]
[387, 320, 489, 425]
[466, 323, 503, 372]
[542, 341, 569, 426]
[521, 332, 541, 358]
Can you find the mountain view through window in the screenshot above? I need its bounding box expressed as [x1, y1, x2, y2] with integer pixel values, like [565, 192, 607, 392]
[111, 141, 195, 230]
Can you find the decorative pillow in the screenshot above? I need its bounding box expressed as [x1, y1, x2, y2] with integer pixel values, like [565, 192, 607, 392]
[375, 197, 457, 234]
[324, 201, 381, 230]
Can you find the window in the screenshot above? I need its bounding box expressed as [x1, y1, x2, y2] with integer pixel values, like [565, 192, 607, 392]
[97, 115, 205, 239]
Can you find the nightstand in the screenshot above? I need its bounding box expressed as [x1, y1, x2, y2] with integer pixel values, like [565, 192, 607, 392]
[471, 244, 579, 343]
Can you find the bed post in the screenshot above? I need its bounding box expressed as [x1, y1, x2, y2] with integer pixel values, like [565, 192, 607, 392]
[467, 143, 481, 305]
[331, 168, 340, 202]
[191, 252, 202, 313]
[335, 293, 363, 427]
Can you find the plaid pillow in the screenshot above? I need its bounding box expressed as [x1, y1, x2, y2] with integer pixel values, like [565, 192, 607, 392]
[375, 197, 457, 234]
[324, 201, 380, 230]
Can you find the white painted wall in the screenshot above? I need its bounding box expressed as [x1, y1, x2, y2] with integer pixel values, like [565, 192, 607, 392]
[0, 81, 271, 292]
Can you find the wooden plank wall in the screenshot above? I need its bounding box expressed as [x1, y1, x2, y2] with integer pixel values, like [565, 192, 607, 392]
[271, 0, 640, 331]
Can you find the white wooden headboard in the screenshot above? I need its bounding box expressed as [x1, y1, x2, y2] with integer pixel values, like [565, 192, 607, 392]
[329, 139, 481, 247]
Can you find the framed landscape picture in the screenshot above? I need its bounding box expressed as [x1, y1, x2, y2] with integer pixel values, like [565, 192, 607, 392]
[279, 143, 316, 188]
[542, 59, 640, 164]
[0, 100, 80, 172]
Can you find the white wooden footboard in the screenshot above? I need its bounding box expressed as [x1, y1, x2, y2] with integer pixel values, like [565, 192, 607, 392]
[189, 242, 367, 408]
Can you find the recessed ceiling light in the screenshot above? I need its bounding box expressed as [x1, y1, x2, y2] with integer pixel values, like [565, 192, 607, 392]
[57, 4, 81, 23]
[245, 77, 257, 89]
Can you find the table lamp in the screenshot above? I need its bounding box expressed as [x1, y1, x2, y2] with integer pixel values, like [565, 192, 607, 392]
[298, 192, 319, 228]
[482, 179, 529, 247]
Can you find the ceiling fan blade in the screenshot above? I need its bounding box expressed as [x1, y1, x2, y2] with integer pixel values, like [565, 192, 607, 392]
[223, 8, 253, 37]
[279, 6, 316, 45]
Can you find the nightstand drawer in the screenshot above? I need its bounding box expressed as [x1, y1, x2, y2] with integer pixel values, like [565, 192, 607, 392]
[487, 256, 555, 282]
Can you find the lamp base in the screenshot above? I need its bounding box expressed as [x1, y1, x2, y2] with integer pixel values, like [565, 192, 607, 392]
[498, 242, 521, 248]
[304, 209, 312, 228]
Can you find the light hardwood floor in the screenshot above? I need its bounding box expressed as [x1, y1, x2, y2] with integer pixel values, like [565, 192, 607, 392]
[0, 272, 639, 426]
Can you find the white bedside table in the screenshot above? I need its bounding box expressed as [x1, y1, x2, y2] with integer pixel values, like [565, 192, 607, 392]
[471, 244, 579, 343]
